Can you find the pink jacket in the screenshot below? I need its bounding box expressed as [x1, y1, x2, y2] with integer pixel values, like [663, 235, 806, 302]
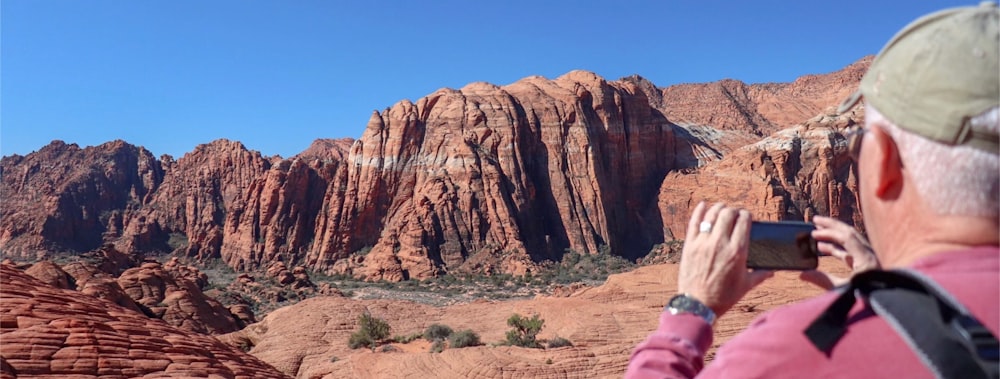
[625, 247, 1000, 379]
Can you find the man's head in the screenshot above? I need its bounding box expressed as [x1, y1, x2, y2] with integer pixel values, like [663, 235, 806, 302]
[839, 2, 1000, 260]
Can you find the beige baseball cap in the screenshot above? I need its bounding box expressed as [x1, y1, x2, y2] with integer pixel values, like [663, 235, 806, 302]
[838, 1, 1000, 154]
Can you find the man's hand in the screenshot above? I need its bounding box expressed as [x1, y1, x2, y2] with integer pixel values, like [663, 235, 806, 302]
[800, 215, 880, 290]
[677, 202, 774, 318]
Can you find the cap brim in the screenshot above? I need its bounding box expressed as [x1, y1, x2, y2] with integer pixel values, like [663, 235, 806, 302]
[837, 90, 864, 115]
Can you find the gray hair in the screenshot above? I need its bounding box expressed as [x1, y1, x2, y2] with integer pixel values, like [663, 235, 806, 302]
[865, 105, 999, 217]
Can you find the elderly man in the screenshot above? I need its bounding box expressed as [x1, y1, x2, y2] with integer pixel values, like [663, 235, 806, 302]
[626, 3, 999, 378]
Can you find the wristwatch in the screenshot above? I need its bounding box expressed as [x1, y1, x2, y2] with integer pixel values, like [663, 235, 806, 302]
[666, 293, 717, 325]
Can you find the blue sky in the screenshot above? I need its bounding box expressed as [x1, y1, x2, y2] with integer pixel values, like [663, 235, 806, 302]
[1, 0, 975, 159]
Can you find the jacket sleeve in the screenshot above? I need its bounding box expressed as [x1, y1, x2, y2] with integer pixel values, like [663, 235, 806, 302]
[625, 312, 714, 379]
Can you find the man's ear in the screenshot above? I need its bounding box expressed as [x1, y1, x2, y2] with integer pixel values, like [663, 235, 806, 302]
[869, 125, 904, 199]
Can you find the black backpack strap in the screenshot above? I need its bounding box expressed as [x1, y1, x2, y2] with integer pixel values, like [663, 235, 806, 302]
[804, 269, 999, 379]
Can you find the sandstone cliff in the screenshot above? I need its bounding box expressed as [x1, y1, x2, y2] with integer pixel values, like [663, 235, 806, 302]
[0, 58, 869, 280]
[658, 107, 864, 239]
[0, 140, 163, 258]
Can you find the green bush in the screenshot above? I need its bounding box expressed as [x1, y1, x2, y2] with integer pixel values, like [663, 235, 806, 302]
[430, 339, 446, 353]
[505, 313, 544, 348]
[424, 323, 454, 341]
[547, 336, 573, 348]
[392, 332, 423, 344]
[348, 312, 391, 350]
[449, 329, 481, 348]
[348, 333, 373, 350]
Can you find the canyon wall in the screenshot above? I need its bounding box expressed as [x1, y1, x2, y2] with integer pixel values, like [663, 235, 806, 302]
[0, 58, 869, 280]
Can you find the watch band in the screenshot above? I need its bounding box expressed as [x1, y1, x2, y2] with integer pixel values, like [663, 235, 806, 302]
[666, 293, 717, 325]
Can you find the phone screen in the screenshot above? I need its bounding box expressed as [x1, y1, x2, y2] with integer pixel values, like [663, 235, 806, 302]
[748, 221, 819, 270]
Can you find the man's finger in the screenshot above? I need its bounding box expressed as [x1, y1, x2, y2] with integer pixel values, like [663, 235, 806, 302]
[811, 228, 849, 245]
[816, 241, 847, 259]
[695, 203, 725, 236]
[747, 269, 774, 288]
[685, 201, 708, 242]
[812, 215, 835, 229]
[813, 215, 851, 232]
[702, 202, 725, 229]
[730, 209, 752, 253]
[799, 270, 836, 290]
[712, 207, 739, 240]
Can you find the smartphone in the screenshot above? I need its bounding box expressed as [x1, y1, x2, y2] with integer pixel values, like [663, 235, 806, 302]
[747, 221, 819, 270]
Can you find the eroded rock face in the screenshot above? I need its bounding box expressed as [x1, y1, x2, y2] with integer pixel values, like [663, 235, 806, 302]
[24, 261, 72, 289]
[0, 59, 869, 281]
[61, 261, 146, 314]
[114, 139, 274, 261]
[0, 140, 163, 257]
[658, 57, 869, 137]
[117, 261, 242, 334]
[658, 108, 864, 239]
[0, 264, 289, 378]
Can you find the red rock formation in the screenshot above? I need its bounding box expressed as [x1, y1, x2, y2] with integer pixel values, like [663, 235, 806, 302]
[83, 243, 140, 276]
[0, 140, 163, 257]
[228, 303, 257, 327]
[659, 57, 870, 136]
[61, 261, 146, 314]
[117, 261, 242, 334]
[0, 59, 870, 281]
[115, 139, 273, 261]
[319, 70, 711, 281]
[162, 256, 209, 289]
[0, 264, 289, 378]
[23, 260, 72, 289]
[220, 261, 337, 316]
[658, 108, 864, 239]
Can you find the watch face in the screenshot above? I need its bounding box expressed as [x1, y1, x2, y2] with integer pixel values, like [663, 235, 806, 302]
[670, 294, 692, 309]
[668, 294, 715, 324]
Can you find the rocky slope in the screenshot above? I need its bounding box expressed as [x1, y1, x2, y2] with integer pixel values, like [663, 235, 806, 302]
[0, 58, 869, 280]
[10, 255, 248, 335]
[0, 263, 290, 378]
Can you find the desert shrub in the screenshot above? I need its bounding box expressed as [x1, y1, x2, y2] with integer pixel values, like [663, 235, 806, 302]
[430, 339, 446, 353]
[547, 336, 573, 348]
[348, 333, 373, 350]
[448, 329, 481, 348]
[234, 336, 254, 352]
[167, 232, 189, 251]
[424, 323, 454, 341]
[546, 358, 553, 365]
[392, 332, 423, 344]
[505, 313, 544, 348]
[348, 312, 391, 350]
[355, 246, 373, 256]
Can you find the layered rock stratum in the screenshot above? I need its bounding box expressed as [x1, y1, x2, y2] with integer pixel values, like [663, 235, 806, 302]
[1, 58, 868, 281]
[0, 263, 290, 378]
